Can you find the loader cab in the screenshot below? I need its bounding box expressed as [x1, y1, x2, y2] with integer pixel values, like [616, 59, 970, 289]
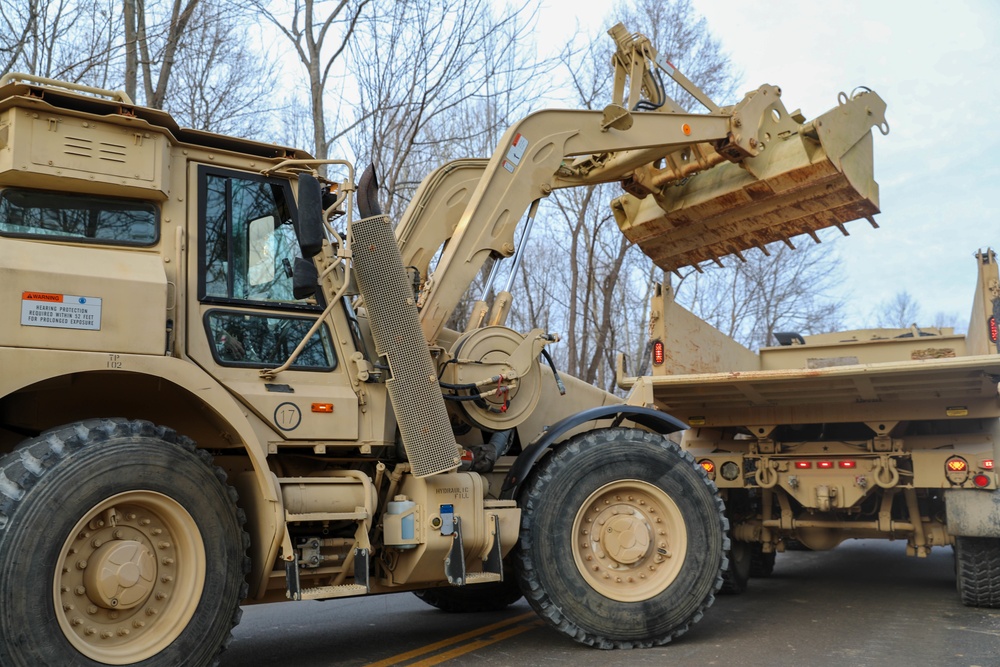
[185, 164, 361, 440]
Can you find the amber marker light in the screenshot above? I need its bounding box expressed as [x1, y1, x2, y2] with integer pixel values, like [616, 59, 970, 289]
[699, 460, 715, 474]
[946, 457, 969, 472]
[311, 403, 334, 413]
[682, 123, 692, 136]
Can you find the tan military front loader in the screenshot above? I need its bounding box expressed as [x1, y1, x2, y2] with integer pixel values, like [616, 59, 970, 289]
[0, 25, 886, 666]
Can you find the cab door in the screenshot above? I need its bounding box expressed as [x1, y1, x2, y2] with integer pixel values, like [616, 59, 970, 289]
[186, 164, 358, 441]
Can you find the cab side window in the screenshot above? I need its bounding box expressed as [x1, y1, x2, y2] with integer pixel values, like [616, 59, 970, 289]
[0, 188, 157, 245]
[200, 168, 304, 305]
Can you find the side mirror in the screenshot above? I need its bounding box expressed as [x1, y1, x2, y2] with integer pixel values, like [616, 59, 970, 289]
[292, 257, 319, 300]
[297, 173, 324, 258]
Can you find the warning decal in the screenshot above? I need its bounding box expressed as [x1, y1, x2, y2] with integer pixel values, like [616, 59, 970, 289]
[21, 292, 102, 331]
[501, 133, 529, 173]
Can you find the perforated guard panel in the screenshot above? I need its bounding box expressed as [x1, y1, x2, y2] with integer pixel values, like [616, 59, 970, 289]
[351, 214, 458, 477]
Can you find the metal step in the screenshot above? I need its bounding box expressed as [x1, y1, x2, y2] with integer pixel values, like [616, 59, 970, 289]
[464, 572, 502, 584]
[298, 584, 368, 601]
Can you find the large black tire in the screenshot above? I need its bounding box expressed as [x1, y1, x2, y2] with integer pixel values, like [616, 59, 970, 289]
[0, 419, 250, 667]
[749, 544, 776, 578]
[414, 576, 523, 613]
[955, 536, 1000, 608]
[720, 540, 752, 594]
[513, 428, 728, 648]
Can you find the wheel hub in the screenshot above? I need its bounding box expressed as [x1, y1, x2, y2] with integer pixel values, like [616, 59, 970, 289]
[572, 480, 688, 602]
[53, 490, 205, 664]
[600, 512, 651, 565]
[84, 540, 156, 609]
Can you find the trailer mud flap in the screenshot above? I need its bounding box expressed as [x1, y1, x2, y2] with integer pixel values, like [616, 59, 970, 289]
[945, 490, 1000, 537]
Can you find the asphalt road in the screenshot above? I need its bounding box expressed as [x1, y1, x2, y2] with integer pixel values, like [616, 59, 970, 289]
[221, 540, 1000, 667]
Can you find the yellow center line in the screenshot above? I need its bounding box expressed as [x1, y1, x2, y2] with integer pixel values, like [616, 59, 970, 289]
[407, 619, 546, 666]
[364, 611, 539, 667]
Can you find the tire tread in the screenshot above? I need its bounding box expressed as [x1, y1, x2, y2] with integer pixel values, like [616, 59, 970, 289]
[0, 418, 250, 667]
[956, 536, 1000, 608]
[514, 428, 728, 649]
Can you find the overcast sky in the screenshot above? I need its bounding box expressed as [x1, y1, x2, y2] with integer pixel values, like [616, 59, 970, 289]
[534, 0, 1000, 330]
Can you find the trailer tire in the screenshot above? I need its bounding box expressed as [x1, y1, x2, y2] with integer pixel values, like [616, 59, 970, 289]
[0, 419, 249, 667]
[955, 536, 1000, 608]
[720, 540, 752, 594]
[514, 428, 727, 648]
[413, 576, 522, 613]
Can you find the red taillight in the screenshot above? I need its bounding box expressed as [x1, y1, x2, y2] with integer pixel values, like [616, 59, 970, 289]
[839, 460, 857, 469]
[947, 457, 969, 472]
[983, 459, 995, 470]
[817, 461, 834, 469]
[795, 461, 812, 469]
[973, 474, 990, 488]
[699, 460, 715, 474]
[990, 316, 998, 343]
[653, 340, 665, 366]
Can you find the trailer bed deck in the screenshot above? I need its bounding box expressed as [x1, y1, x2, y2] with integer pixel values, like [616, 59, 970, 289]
[644, 355, 1000, 428]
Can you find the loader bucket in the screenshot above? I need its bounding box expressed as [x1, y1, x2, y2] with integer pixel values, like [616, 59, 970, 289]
[612, 90, 888, 273]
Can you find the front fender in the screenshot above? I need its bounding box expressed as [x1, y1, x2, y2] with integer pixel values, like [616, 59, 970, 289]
[500, 405, 686, 500]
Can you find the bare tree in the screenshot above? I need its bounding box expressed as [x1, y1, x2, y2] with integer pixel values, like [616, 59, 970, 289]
[0, 0, 39, 78]
[347, 0, 540, 216]
[872, 290, 922, 329]
[932, 311, 963, 332]
[121, 0, 205, 109]
[2, 0, 122, 84]
[250, 0, 369, 168]
[673, 242, 846, 350]
[168, 5, 278, 136]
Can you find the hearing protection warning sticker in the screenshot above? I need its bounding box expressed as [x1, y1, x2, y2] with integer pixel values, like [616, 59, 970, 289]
[21, 292, 102, 331]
